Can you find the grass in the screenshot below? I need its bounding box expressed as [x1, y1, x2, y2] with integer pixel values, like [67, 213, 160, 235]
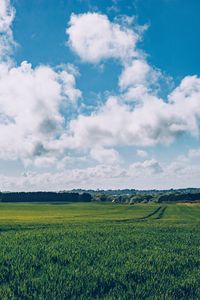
[0, 202, 199, 299]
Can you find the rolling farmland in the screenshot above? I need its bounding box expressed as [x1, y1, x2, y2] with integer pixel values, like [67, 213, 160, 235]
[0, 202, 199, 299]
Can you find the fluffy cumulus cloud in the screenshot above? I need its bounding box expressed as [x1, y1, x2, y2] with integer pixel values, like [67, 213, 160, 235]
[67, 12, 139, 63]
[129, 159, 163, 175]
[0, 0, 15, 59]
[119, 59, 157, 90]
[0, 61, 81, 163]
[90, 146, 120, 164]
[0, 0, 81, 166]
[62, 86, 200, 149]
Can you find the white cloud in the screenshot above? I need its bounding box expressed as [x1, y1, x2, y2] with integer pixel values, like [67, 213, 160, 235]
[90, 146, 120, 164]
[0, 61, 81, 163]
[56, 155, 87, 171]
[67, 12, 139, 63]
[0, 164, 127, 191]
[137, 149, 148, 158]
[188, 148, 200, 159]
[123, 85, 149, 102]
[130, 159, 163, 175]
[0, 1, 82, 167]
[118, 59, 161, 104]
[0, 0, 14, 31]
[0, 0, 15, 60]
[29, 156, 57, 168]
[62, 79, 200, 150]
[3, 155, 200, 191]
[169, 75, 200, 110]
[119, 59, 151, 89]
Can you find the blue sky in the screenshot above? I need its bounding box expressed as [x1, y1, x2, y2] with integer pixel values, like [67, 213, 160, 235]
[12, 0, 200, 75]
[0, 0, 200, 190]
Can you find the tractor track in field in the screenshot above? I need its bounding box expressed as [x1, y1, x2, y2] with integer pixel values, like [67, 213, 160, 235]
[141, 206, 162, 220]
[156, 206, 167, 219]
[115, 205, 167, 223]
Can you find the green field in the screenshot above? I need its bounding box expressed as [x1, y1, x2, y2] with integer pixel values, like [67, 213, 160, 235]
[0, 202, 199, 299]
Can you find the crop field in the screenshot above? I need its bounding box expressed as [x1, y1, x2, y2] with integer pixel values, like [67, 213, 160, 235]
[0, 202, 199, 299]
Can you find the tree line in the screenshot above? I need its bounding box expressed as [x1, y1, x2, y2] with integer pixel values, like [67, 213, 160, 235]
[0, 190, 199, 203]
[0, 192, 92, 203]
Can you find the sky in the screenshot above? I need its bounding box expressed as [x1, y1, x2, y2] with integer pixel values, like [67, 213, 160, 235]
[0, 0, 200, 191]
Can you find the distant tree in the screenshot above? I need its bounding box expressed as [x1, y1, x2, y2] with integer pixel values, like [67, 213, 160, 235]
[99, 194, 108, 202]
[79, 193, 92, 202]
